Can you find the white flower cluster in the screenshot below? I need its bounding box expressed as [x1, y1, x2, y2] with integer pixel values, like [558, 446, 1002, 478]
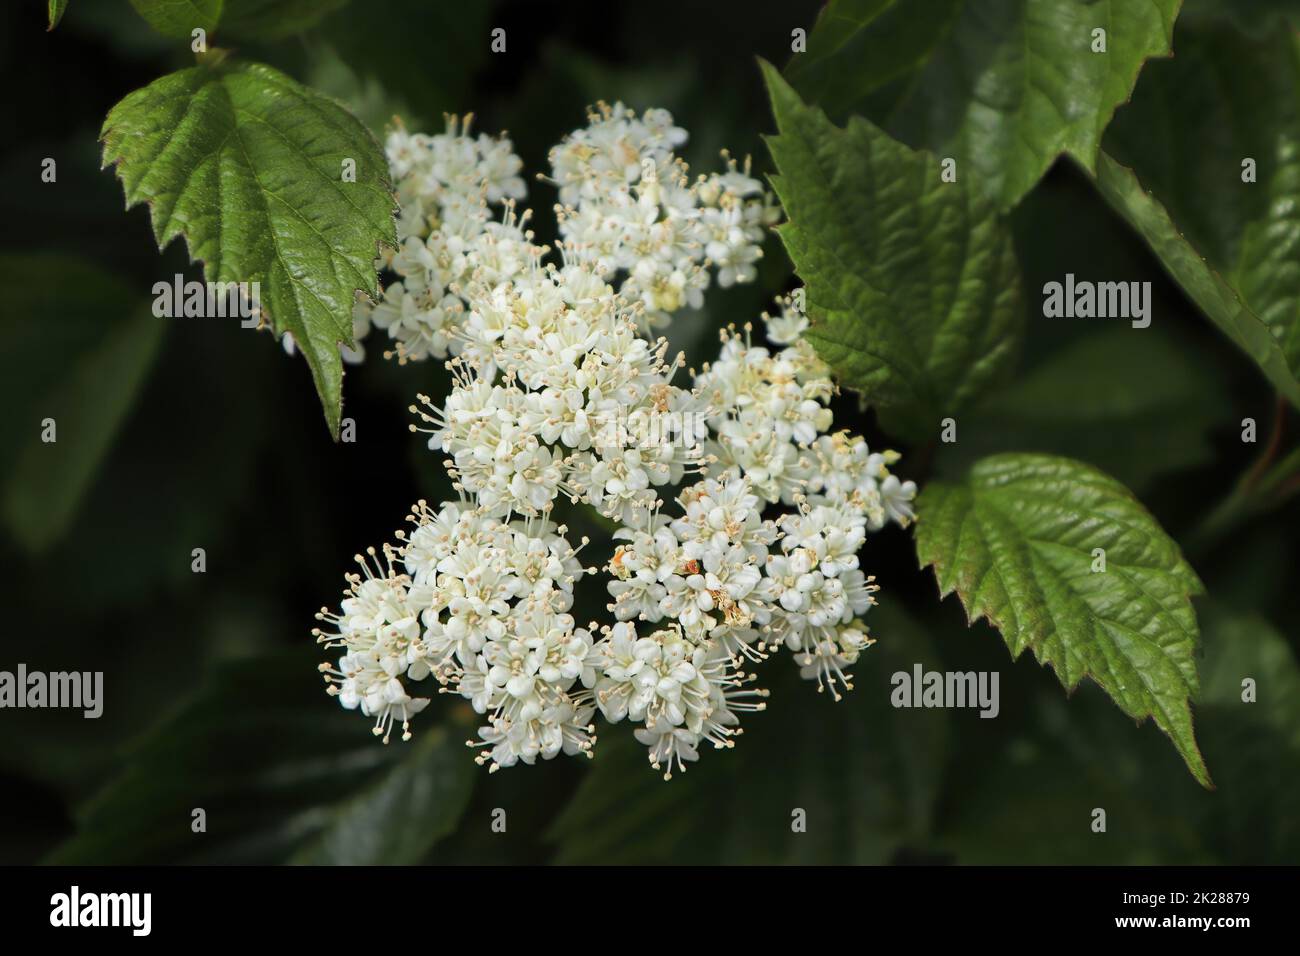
[317, 108, 917, 779]
[282, 117, 528, 365]
[694, 299, 917, 530]
[409, 257, 707, 528]
[316, 502, 599, 768]
[550, 102, 780, 328]
[314, 545, 429, 743]
[356, 116, 531, 363]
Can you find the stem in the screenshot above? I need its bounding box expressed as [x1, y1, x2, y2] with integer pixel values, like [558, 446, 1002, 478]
[1239, 393, 1287, 492]
[1187, 444, 1300, 556]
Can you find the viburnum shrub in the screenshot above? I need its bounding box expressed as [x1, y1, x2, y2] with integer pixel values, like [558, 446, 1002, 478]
[78, 1, 1265, 819]
[312, 107, 917, 777]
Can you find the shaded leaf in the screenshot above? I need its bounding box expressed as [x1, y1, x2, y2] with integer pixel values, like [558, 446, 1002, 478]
[1098, 25, 1300, 400]
[0, 255, 165, 553]
[936, 328, 1227, 492]
[1094, 154, 1300, 408]
[47, 648, 474, 864]
[315, 0, 491, 127]
[1194, 603, 1300, 860]
[48, 0, 70, 30]
[940, 602, 1300, 863]
[289, 725, 474, 865]
[785, 0, 963, 124]
[937, 684, 1214, 863]
[128, 0, 223, 38]
[128, 0, 348, 40]
[788, 0, 1182, 209]
[221, 0, 350, 40]
[1181, 0, 1300, 37]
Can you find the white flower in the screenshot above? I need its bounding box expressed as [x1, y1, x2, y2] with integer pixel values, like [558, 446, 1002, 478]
[315, 546, 429, 742]
[320, 501, 593, 756]
[763, 291, 810, 346]
[595, 622, 765, 779]
[778, 502, 867, 578]
[466, 603, 599, 770]
[551, 104, 773, 327]
[410, 257, 711, 528]
[879, 473, 919, 528]
[281, 303, 371, 365]
[354, 118, 534, 363]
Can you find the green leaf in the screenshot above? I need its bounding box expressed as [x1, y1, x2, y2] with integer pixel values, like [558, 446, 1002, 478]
[1200, 604, 1300, 747]
[129, 0, 223, 38]
[17, 324, 277, 610]
[220, 0, 351, 40]
[937, 328, 1227, 492]
[762, 62, 1023, 441]
[783, 0, 964, 122]
[548, 602, 949, 864]
[46, 649, 474, 864]
[0, 255, 165, 553]
[1097, 25, 1300, 400]
[937, 686, 1215, 864]
[786, 0, 1182, 209]
[47, 0, 70, 30]
[1194, 603, 1300, 860]
[312, 0, 490, 130]
[127, 0, 348, 39]
[100, 60, 397, 437]
[303, 51, 416, 140]
[289, 726, 474, 865]
[943, 602, 1300, 863]
[1181, 0, 1300, 38]
[1093, 155, 1300, 408]
[915, 453, 1211, 787]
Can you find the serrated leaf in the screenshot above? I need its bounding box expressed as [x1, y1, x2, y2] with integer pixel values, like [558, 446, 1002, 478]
[46, 649, 473, 864]
[0, 255, 165, 553]
[786, 0, 1182, 209]
[915, 453, 1210, 787]
[129, 0, 223, 38]
[548, 602, 949, 864]
[1097, 25, 1300, 401]
[937, 328, 1227, 492]
[100, 60, 397, 437]
[47, 0, 70, 30]
[762, 63, 1022, 441]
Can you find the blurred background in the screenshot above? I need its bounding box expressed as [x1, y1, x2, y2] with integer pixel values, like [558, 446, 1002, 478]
[1, 0, 1296, 865]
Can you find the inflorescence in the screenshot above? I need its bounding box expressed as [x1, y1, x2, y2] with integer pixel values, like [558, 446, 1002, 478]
[314, 105, 916, 779]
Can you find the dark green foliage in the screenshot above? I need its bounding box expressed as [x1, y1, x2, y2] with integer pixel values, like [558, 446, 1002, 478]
[5, 0, 1297, 866]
